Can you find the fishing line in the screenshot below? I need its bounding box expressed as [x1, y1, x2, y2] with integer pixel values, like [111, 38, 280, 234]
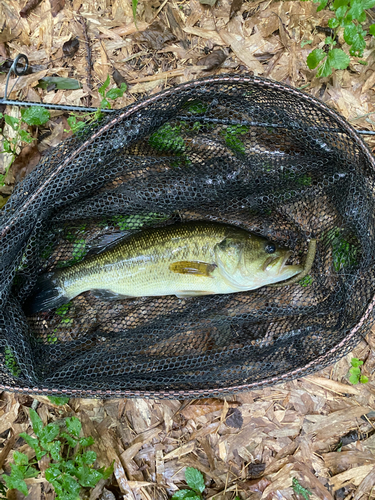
[1, 54, 375, 135]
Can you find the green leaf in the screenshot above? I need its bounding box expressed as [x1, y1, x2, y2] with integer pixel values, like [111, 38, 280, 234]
[327, 48, 350, 69]
[99, 97, 111, 110]
[45, 464, 62, 482]
[351, 358, 363, 367]
[292, 478, 312, 500]
[350, 366, 361, 375]
[46, 441, 61, 461]
[4, 115, 19, 130]
[48, 396, 70, 405]
[336, 5, 349, 19]
[106, 82, 127, 100]
[21, 106, 50, 126]
[362, 0, 375, 8]
[132, 0, 138, 23]
[171, 491, 201, 500]
[347, 0, 364, 19]
[74, 465, 103, 488]
[60, 432, 78, 448]
[66, 416, 81, 438]
[358, 11, 367, 22]
[2, 474, 28, 496]
[185, 467, 205, 494]
[325, 36, 334, 44]
[317, 0, 328, 11]
[333, 0, 349, 8]
[19, 433, 46, 460]
[23, 466, 39, 479]
[39, 423, 60, 448]
[98, 75, 110, 98]
[29, 408, 43, 437]
[149, 123, 185, 154]
[100, 461, 114, 480]
[328, 18, 340, 28]
[60, 473, 81, 498]
[13, 451, 29, 466]
[301, 39, 313, 47]
[307, 48, 326, 69]
[80, 451, 96, 465]
[360, 375, 369, 383]
[316, 57, 333, 77]
[79, 436, 94, 447]
[19, 129, 33, 143]
[369, 24, 375, 35]
[349, 31, 366, 56]
[38, 77, 81, 90]
[344, 23, 357, 44]
[349, 373, 360, 384]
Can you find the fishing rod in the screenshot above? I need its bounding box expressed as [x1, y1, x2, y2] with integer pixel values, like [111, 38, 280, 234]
[1, 54, 375, 135]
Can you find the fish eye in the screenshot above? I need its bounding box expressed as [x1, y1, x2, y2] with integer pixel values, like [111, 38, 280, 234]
[265, 243, 276, 254]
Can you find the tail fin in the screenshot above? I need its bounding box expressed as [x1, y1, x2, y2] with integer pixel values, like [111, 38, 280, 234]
[25, 272, 69, 315]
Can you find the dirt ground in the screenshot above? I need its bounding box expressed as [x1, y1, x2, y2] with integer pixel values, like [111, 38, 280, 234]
[1, 0, 375, 499]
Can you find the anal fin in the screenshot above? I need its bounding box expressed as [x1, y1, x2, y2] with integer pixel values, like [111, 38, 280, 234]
[175, 290, 214, 299]
[90, 289, 131, 301]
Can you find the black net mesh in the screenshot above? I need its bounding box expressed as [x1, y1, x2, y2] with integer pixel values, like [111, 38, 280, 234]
[1, 75, 374, 398]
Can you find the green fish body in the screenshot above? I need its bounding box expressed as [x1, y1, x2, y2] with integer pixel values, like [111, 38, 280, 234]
[28, 222, 302, 313]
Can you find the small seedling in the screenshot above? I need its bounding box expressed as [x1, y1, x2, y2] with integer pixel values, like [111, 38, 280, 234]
[292, 477, 312, 500]
[1, 409, 113, 499]
[299, 275, 313, 286]
[305, 0, 375, 77]
[65, 75, 127, 134]
[0, 106, 50, 185]
[4, 346, 21, 377]
[349, 357, 368, 384]
[172, 467, 205, 499]
[47, 396, 70, 406]
[221, 125, 249, 155]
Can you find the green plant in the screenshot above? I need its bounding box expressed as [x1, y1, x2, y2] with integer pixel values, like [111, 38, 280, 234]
[299, 274, 313, 286]
[149, 123, 186, 154]
[172, 467, 206, 499]
[324, 228, 358, 271]
[0, 106, 50, 185]
[306, 0, 375, 77]
[1, 409, 113, 500]
[47, 396, 70, 405]
[221, 125, 249, 155]
[349, 357, 369, 384]
[292, 478, 312, 500]
[4, 346, 21, 377]
[111, 212, 169, 231]
[65, 76, 127, 134]
[132, 0, 138, 24]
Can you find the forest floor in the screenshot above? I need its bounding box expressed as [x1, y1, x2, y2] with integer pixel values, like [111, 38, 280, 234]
[1, 0, 375, 499]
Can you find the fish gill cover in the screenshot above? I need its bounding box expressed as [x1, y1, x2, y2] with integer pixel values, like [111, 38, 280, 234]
[0, 75, 374, 398]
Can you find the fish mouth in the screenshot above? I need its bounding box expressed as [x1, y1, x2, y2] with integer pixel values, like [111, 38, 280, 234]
[263, 251, 292, 273]
[278, 250, 293, 274]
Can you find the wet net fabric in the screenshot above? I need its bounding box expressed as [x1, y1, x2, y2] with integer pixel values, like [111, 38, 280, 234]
[1, 75, 374, 398]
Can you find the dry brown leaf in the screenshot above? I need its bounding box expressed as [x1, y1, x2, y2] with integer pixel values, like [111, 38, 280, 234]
[19, 0, 42, 18]
[196, 49, 227, 71]
[164, 441, 195, 460]
[305, 376, 360, 395]
[362, 70, 375, 94]
[135, 21, 175, 50]
[329, 464, 375, 491]
[230, 0, 244, 19]
[10, 144, 41, 183]
[0, 429, 15, 469]
[218, 30, 264, 75]
[113, 68, 127, 88]
[0, 399, 19, 434]
[0, 43, 8, 59]
[353, 465, 375, 500]
[50, 0, 65, 16]
[183, 26, 225, 46]
[63, 37, 79, 58]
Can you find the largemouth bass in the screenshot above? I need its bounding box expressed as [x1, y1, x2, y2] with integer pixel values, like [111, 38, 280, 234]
[27, 222, 303, 313]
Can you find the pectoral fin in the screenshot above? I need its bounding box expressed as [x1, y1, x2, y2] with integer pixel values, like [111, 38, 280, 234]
[169, 261, 217, 277]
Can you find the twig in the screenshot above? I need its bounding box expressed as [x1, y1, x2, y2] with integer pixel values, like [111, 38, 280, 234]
[78, 16, 93, 99]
